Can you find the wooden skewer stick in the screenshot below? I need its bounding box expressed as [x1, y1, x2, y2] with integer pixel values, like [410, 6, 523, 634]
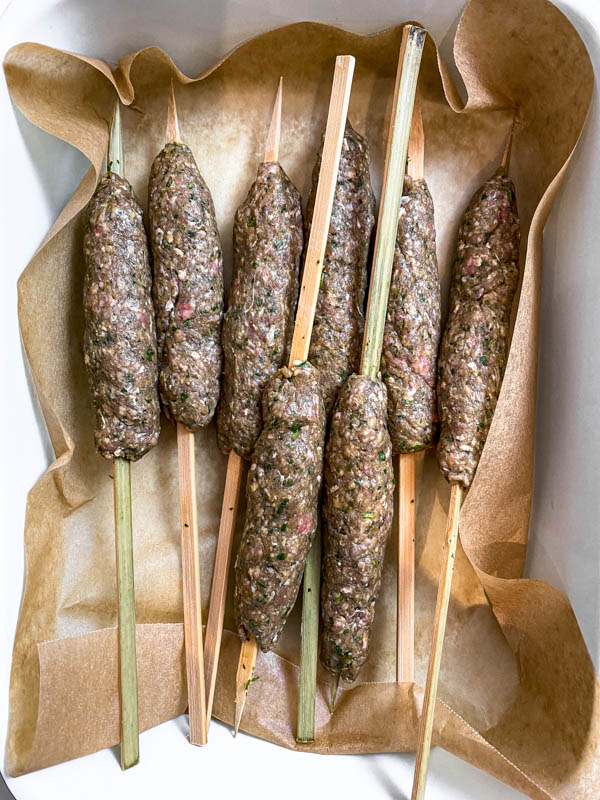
[234, 635, 259, 736]
[231, 56, 356, 739]
[410, 118, 516, 800]
[166, 81, 208, 746]
[397, 453, 416, 682]
[411, 482, 463, 800]
[396, 89, 424, 684]
[500, 115, 515, 174]
[204, 450, 244, 727]
[264, 76, 283, 162]
[109, 99, 139, 770]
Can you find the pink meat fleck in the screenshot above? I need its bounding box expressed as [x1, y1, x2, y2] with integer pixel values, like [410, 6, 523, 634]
[177, 302, 195, 320]
[410, 353, 431, 378]
[297, 513, 313, 536]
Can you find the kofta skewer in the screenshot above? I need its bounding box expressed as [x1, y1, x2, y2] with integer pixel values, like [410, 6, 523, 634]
[304, 121, 376, 417]
[382, 89, 442, 683]
[204, 77, 301, 728]
[411, 125, 519, 800]
[320, 23, 426, 710]
[396, 92, 424, 684]
[148, 80, 226, 745]
[233, 55, 356, 736]
[83, 99, 162, 769]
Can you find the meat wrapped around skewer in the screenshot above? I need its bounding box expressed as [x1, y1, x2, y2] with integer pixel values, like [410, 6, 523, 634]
[381, 175, 441, 452]
[320, 374, 394, 682]
[218, 162, 303, 458]
[437, 170, 520, 487]
[83, 172, 161, 460]
[148, 142, 224, 431]
[306, 121, 376, 415]
[234, 362, 326, 651]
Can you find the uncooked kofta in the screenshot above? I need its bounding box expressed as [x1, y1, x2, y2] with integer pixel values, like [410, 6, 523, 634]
[381, 175, 441, 452]
[218, 161, 304, 458]
[148, 142, 224, 431]
[83, 172, 161, 460]
[320, 374, 394, 681]
[437, 169, 520, 487]
[234, 362, 326, 650]
[306, 121, 376, 415]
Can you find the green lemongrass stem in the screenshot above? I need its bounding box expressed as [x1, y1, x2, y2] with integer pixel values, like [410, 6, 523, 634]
[297, 523, 322, 742]
[360, 25, 426, 379]
[113, 457, 139, 769]
[110, 98, 139, 770]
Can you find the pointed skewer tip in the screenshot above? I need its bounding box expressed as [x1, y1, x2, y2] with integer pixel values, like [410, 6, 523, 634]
[166, 78, 181, 145]
[233, 701, 244, 737]
[263, 77, 283, 163]
[108, 97, 124, 177]
[500, 109, 518, 174]
[234, 636, 258, 737]
[330, 674, 341, 713]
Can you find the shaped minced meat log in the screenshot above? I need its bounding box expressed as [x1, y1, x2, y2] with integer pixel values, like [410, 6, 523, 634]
[234, 362, 326, 651]
[320, 374, 394, 682]
[437, 170, 520, 487]
[381, 175, 441, 452]
[148, 142, 224, 431]
[217, 162, 303, 458]
[306, 121, 376, 415]
[83, 172, 161, 461]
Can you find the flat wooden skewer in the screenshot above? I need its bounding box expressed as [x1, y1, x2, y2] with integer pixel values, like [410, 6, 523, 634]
[316, 24, 426, 714]
[410, 124, 514, 800]
[165, 80, 208, 747]
[233, 56, 356, 738]
[411, 482, 462, 799]
[109, 99, 139, 770]
[397, 89, 424, 684]
[201, 78, 283, 732]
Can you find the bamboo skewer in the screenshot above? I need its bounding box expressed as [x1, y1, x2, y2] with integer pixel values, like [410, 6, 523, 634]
[109, 100, 139, 771]
[204, 450, 243, 725]
[231, 56, 356, 739]
[397, 453, 416, 682]
[411, 122, 515, 799]
[318, 24, 425, 714]
[396, 89, 424, 684]
[165, 81, 208, 746]
[411, 483, 462, 800]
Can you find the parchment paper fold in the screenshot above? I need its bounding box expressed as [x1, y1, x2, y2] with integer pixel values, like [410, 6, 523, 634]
[3, 1, 597, 797]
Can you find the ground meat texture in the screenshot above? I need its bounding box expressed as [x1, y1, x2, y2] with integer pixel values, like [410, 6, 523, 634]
[437, 170, 520, 487]
[217, 162, 303, 458]
[148, 142, 224, 431]
[320, 375, 394, 682]
[234, 362, 326, 651]
[381, 176, 441, 452]
[306, 121, 376, 415]
[83, 172, 160, 461]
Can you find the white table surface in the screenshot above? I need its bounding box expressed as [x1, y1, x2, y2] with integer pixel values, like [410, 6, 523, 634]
[1, 1, 599, 798]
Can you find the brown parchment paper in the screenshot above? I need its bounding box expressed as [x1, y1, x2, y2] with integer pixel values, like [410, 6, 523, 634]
[3, 0, 597, 796]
